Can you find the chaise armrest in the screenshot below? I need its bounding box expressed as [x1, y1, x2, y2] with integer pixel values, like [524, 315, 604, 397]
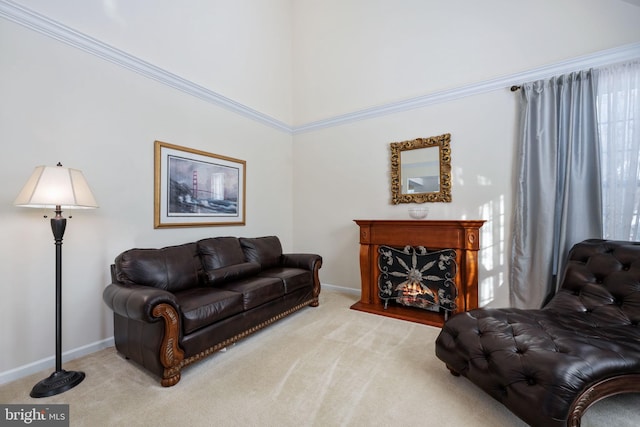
[103, 281, 180, 322]
[281, 253, 322, 271]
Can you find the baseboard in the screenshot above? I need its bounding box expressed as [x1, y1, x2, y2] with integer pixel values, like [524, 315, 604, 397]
[0, 337, 114, 386]
[0, 284, 356, 386]
[321, 282, 360, 296]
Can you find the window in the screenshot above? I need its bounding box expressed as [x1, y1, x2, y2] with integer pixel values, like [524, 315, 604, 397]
[597, 61, 640, 240]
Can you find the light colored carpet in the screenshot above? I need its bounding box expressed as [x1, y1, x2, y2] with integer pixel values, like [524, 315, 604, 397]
[1, 289, 639, 426]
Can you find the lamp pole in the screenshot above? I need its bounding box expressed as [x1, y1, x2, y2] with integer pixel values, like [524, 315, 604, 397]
[30, 205, 85, 398]
[53, 206, 65, 373]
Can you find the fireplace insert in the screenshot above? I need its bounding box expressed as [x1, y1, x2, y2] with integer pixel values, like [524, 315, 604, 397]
[377, 245, 457, 317]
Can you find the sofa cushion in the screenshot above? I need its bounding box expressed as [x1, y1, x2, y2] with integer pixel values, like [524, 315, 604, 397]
[259, 268, 311, 294]
[240, 236, 283, 269]
[114, 243, 201, 292]
[197, 237, 246, 269]
[175, 287, 244, 334]
[218, 276, 285, 310]
[204, 263, 261, 286]
[198, 237, 261, 285]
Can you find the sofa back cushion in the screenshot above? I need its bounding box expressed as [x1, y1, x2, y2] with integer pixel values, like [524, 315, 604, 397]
[240, 236, 283, 269]
[197, 237, 260, 285]
[198, 237, 246, 268]
[115, 242, 202, 292]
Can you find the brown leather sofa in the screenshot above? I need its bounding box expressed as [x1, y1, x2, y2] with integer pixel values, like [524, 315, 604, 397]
[435, 239, 640, 426]
[103, 236, 322, 386]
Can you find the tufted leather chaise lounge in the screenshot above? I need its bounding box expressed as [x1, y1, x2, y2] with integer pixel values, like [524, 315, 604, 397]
[435, 239, 640, 426]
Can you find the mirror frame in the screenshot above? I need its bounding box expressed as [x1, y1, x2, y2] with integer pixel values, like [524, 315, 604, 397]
[390, 133, 452, 204]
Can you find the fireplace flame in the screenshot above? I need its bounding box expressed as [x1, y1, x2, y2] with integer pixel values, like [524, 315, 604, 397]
[398, 281, 438, 307]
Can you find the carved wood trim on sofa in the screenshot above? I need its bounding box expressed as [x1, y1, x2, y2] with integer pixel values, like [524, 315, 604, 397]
[152, 299, 315, 387]
[311, 259, 323, 307]
[152, 303, 185, 387]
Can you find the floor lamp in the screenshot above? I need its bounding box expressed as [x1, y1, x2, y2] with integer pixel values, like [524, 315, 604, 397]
[14, 162, 98, 398]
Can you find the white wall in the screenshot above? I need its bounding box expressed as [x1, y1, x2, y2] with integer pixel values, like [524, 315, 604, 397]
[290, 0, 640, 308]
[0, 9, 294, 377]
[1, 0, 640, 382]
[292, 0, 640, 124]
[14, 0, 294, 124]
[292, 90, 517, 307]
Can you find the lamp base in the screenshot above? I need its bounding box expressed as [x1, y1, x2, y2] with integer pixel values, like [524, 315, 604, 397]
[30, 369, 85, 398]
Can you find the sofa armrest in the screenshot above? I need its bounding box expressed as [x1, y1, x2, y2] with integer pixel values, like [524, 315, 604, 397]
[281, 253, 323, 306]
[103, 281, 180, 322]
[103, 281, 185, 386]
[281, 253, 322, 271]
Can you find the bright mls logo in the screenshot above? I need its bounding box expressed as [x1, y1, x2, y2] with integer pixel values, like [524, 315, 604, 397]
[0, 405, 69, 426]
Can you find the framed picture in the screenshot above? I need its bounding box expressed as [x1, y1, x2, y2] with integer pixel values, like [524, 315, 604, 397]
[154, 140, 246, 228]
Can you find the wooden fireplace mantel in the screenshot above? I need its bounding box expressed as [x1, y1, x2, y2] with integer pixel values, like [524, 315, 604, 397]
[351, 219, 485, 327]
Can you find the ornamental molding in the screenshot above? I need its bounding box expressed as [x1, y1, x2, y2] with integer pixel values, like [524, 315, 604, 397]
[1, 0, 639, 135]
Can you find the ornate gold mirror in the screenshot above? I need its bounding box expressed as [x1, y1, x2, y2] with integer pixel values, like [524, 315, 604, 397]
[390, 133, 451, 203]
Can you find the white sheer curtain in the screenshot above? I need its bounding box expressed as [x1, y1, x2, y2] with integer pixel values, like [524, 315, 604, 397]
[597, 61, 640, 241]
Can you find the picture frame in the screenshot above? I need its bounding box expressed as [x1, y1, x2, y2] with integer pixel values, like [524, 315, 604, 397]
[154, 140, 246, 228]
[390, 133, 452, 204]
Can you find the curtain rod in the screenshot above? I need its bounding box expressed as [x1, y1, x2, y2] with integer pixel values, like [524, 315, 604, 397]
[510, 85, 521, 92]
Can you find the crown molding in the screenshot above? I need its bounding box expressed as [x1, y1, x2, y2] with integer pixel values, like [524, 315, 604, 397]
[292, 42, 640, 134]
[2, 0, 639, 136]
[0, 0, 292, 133]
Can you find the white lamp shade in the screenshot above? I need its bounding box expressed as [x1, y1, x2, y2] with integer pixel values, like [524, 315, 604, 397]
[14, 165, 98, 209]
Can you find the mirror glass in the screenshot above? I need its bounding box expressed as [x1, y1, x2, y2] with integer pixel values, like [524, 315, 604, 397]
[390, 133, 451, 203]
[400, 147, 440, 193]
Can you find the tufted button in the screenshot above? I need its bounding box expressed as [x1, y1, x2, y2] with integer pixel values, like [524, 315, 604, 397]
[526, 376, 536, 385]
[623, 264, 631, 271]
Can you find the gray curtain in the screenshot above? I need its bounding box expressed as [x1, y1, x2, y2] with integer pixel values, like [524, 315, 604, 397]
[510, 70, 603, 309]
